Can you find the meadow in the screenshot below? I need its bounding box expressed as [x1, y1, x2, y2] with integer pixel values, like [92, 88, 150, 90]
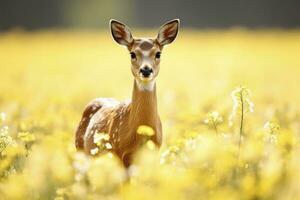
[0, 29, 300, 200]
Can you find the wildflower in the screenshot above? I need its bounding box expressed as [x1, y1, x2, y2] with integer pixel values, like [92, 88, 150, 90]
[105, 142, 112, 149]
[264, 121, 280, 144]
[230, 87, 253, 124]
[90, 147, 99, 155]
[230, 86, 254, 163]
[0, 126, 13, 153]
[230, 86, 254, 132]
[137, 125, 155, 136]
[93, 132, 110, 145]
[93, 132, 111, 152]
[264, 121, 280, 134]
[204, 111, 223, 134]
[231, 86, 254, 116]
[146, 140, 156, 150]
[160, 145, 180, 165]
[17, 132, 36, 143]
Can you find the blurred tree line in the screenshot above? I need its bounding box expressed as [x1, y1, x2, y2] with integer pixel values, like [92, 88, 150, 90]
[0, 0, 299, 30]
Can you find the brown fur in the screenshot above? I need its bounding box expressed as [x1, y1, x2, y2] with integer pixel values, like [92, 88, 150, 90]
[75, 19, 179, 168]
[75, 99, 103, 149]
[76, 81, 162, 168]
[139, 40, 154, 50]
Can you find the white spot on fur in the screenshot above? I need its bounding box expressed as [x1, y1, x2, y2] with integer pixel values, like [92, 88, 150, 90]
[97, 98, 119, 108]
[141, 50, 151, 57]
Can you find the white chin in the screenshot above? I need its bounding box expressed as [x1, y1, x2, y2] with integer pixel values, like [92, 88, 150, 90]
[136, 77, 155, 91]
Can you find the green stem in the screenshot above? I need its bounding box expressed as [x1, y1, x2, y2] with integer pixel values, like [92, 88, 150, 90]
[237, 94, 244, 162]
[25, 143, 29, 157]
[213, 122, 219, 135]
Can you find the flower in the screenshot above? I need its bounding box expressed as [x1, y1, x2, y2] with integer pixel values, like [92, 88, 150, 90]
[0, 126, 13, 153]
[17, 132, 36, 143]
[90, 147, 99, 155]
[204, 111, 223, 127]
[264, 121, 280, 134]
[229, 86, 254, 126]
[264, 121, 280, 144]
[93, 132, 110, 145]
[93, 132, 112, 152]
[137, 125, 155, 136]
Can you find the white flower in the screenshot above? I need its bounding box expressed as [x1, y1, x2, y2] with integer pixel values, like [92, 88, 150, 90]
[90, 147, 99, 155]
[105, 143, 112, 149]
[93, 132, 109, 145]
[264, 121, 280, 144]
[204, 111, 223, 126]
[229, 86, 254, 126]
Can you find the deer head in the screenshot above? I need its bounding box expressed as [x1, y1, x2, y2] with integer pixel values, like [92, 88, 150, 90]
[110, 19, 180, 91]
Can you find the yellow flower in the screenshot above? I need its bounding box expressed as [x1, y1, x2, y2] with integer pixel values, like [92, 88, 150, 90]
[0, 126, 13, 153]
[17, 132, 36, 143]
[137, 125, 155, 136]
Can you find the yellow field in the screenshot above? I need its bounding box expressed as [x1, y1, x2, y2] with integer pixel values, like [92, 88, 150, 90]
[0, 30, 300, 200]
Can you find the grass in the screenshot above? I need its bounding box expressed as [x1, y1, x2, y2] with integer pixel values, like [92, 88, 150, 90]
[0, 29, 300, 200]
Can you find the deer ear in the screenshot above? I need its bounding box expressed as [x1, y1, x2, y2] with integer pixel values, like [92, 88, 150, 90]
[157, 19, 180, 46]
[110, 19, 133, 47]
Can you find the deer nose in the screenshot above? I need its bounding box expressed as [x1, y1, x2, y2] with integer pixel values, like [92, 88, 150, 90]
[139, 66, 153, 78]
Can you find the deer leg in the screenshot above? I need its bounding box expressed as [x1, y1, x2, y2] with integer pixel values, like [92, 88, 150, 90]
[75, 99, 103, 150]
[122, 153, 133, 169]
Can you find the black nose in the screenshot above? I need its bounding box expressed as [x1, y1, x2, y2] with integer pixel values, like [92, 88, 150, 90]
[140, 66, 153, 78]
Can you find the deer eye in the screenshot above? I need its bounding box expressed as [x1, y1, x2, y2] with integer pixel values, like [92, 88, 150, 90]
[155, 52, 161, 59]
[130, 52, 136, 60]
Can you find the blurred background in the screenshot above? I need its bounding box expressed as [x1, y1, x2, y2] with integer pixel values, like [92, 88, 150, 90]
[1, 1, 300, 199]
[0, 0, 300, 30]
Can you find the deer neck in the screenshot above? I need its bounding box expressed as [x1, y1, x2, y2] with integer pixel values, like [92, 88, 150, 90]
[129, 80, 158, 131]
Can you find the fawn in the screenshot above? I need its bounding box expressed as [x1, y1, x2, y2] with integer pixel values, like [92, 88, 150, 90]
[75, 19, 179, 168]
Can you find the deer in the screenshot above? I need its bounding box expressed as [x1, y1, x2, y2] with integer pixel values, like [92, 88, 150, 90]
[75, 19, 180, 168]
